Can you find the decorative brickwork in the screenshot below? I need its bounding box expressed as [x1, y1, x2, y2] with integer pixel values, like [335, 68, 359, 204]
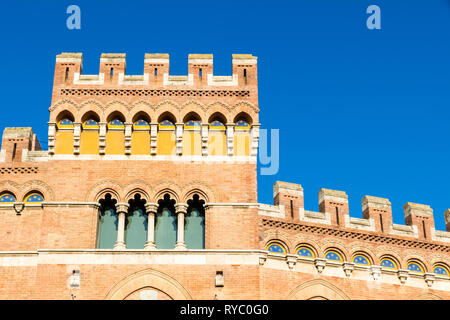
[0, 53, 448, 300]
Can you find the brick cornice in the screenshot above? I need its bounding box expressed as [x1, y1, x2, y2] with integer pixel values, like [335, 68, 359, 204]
[260, 218, 450, 253]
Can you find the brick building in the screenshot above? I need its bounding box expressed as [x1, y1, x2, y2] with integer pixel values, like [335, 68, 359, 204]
[0, 52, 449, 300]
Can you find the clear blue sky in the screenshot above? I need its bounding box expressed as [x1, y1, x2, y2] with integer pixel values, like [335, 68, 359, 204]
[0, 1, 449, 230]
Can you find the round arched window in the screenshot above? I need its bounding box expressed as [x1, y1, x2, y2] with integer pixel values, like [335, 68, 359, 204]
[433, 265, 449, 277]
[380, 257, 398, 270]
[266, 242, 286, 255]
[407, 262, 424, 274]
[296, 246, 315, 259]
[325, 250, 343, 262]
[0, 193, 16, 203]
[24, 192, 44, 203]
[353, 254, 371, 266]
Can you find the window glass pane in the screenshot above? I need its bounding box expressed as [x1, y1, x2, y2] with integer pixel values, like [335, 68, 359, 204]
[97, 207, 118, 249]
[125, 207, 148, 249]
[185, 208, 205, 249]
[155, 207, 177, 249]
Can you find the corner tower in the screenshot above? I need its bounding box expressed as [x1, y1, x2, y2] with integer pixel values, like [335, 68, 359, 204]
[46, 52, 260, 250]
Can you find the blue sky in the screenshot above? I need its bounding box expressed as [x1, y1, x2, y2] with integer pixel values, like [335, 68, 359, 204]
[0, 1, 449, 230]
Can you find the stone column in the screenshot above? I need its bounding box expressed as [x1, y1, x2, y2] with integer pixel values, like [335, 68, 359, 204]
[150, 123, 158, 156]
[99, 122, 107, 155]
[201, 123, 209, 156]
[113, 203, 129, 250]
[175, 123, 183, 156]
[144, 203, 158, 250]
[174, 203, 188, 250]
[48, 122, 56, 155]
[73, 122, 82, 155]
[226, 123, 234, 156]
[124, 122, 133, 155]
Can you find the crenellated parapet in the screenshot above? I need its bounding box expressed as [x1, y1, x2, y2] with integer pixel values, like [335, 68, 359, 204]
[260, 181, 450, 245]
[52, 52, 258, 105]
[46, 52, 260, 158]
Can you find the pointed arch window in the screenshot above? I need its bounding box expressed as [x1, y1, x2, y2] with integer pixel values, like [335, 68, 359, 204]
[82, 119, 99, 129]
[96, 193, 118, 249]
[108, 118, 125, 129]
[55, 113, 75, 154]
[125, 194, 148, 249]
[81, 112, 100, 155]
[155, 194, 177, 249]
[185, 194, 205, 249]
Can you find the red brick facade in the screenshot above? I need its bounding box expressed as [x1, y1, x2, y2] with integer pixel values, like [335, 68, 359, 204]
[0, 53, 448, 300]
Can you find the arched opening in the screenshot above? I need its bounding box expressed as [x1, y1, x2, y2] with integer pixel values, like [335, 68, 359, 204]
[265, 241, 287, 255]
[185, 194, 205, 249]
[125, 194, 148, 249]
[287, 279, 350, 300]
[80, 111, 100, 155]
[352, 252, 372, 266]
[131, 112, 151, 155]
[208, 113, 227, 156]
[106, 111, 125, 155]
[105, 268, 192, 300]
[233, 112, 252, 156]
[0, 192, 16, 203]
[155, 194, 177, 249]
[407, 260, 425, 274]
[55, 110, 75, 154]
[23, 191, 44, 203]
[379, 256, 400, 270]
[96, 193, 118, 249]
[157, 112, 176, 155]
[182, 112, 202, 156]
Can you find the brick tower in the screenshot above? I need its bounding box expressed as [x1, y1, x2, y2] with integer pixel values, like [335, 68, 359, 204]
[0, 52, 448, 300]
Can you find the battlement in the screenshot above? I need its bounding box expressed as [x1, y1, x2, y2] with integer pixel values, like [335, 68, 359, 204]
[260, 181, 450, 244]
[0, 128, 41, 163]
[52, 52, 258, 99]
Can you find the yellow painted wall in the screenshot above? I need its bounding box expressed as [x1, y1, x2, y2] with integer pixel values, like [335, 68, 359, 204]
[234, 132, 250, 156]
[80, 131, 99, 154]
[208, 131, 226, 156]
[55, 131, 74, 154]
[105, 131, 125, 155]
[157, 131, 176, 155]
[131, 131, 150, 155]
[182, 131, 202, 156]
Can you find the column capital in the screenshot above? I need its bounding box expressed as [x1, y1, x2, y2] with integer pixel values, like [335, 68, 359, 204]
[145, 203, 158, 214]
[174, 203, 188, 214]
[116, 203, 129, 214]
